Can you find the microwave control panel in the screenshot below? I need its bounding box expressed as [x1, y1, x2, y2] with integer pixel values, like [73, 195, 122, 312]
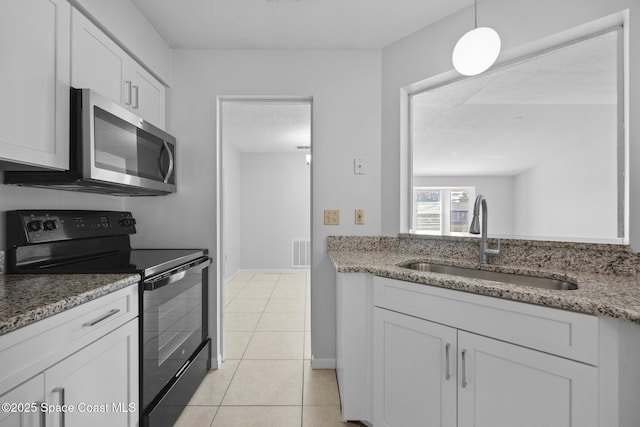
[7, 210, 137, 245]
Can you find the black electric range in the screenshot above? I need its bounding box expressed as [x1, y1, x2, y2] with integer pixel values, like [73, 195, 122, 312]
[6, 210, 211, 427]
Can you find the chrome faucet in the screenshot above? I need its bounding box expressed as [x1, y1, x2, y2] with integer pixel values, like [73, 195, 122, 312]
[469, 194, 501, 264]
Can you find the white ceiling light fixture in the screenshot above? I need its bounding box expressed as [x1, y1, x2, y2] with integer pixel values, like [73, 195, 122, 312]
[452, 0, 501, 76]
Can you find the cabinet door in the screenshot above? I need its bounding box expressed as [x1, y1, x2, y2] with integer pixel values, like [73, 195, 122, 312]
[71, 8, 129, 107]
[130, 62, 166, 128]
[374, 308, 457, 427]
[457, 331, 598, 427]
[0, 0, 70, 169]
[45, 319, 139, 427]
[0, 374, 44, 427]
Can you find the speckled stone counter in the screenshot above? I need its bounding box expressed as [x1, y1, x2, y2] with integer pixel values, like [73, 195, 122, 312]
[0, 273, 140, 336]
[328, 235, 640, 324]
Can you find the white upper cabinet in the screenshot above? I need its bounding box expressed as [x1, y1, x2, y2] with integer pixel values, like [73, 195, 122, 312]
[71, 8, 128, 106]
[0, 0, 70, 170]
[130, 61, 166, 129]
[71, 8, 166, 128]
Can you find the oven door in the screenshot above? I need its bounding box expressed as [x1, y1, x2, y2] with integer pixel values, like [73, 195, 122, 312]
[141, 256, 210, 420]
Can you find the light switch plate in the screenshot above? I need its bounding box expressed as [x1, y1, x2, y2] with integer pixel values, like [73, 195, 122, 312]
[324, 209, 339, 225]
[355, 209, 365, 225]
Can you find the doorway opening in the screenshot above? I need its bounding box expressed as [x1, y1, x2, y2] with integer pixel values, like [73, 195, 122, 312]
[218, 97, 312, 362]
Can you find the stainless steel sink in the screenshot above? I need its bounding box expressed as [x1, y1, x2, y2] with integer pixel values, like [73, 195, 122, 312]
[402, 262, 578, 290]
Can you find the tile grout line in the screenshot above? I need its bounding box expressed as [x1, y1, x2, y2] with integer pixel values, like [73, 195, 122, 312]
[214, 272, 267, 419]
[215, 272, 312, 426]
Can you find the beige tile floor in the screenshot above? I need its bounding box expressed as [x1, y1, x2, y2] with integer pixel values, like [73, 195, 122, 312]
[174, 271, 361, 427]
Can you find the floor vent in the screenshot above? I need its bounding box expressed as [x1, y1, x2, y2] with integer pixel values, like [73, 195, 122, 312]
[291, 239, 311, 268]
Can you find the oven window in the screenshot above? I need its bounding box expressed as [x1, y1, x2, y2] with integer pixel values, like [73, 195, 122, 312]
[94, 106, 175, 184]
[142, 268, 203, 407]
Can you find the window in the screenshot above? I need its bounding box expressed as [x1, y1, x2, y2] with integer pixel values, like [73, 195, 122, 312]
[412, 187, 475, 235]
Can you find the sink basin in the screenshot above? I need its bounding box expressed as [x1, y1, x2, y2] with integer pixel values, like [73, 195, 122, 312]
[402, 262, 578, 290]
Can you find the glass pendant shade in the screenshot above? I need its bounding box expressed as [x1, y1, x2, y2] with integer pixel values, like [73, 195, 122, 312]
[452, 27, 501, 76]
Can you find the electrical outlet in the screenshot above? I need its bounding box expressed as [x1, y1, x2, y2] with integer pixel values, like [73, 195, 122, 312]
[324, 209, 339, 225]
[355, 209, 365, 225]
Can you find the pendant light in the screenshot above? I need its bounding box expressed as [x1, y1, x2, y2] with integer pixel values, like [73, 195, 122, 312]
[452, 0, 501, 76]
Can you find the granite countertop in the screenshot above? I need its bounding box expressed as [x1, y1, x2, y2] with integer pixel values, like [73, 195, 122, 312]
[328, 249, 640, 324]
[0, 273, 140, 336]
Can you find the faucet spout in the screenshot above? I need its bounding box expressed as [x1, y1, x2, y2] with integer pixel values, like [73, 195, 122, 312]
[469, 195, 501, 264]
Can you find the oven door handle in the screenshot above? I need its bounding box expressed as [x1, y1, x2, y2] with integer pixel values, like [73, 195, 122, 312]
[144, 257, 211, 291]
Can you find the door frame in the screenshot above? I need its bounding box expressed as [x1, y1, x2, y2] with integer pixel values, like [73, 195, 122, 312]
[216, 95, 314, 362]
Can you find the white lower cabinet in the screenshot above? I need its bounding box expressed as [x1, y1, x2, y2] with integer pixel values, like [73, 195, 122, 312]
[373, 308, 457, 427]
[0, 375, 44, 427]
[0, 286, 139, 427]
[374, 306, 598, 427]
[457, 330, 598, 427]
[336, 273, 374, 424]
[44, 319, 138, 427]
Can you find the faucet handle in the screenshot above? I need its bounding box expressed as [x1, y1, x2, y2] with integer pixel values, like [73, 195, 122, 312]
[486, 238, 502, 258]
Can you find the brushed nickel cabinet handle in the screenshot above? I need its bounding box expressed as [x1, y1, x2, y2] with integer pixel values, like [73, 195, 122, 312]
[83, 308, 120, 327]
[133, 85, 139, 109]
[461, 349, 468, 388]
[125, 81, 132, 105]
[36, 401, 45, 427]
[445, 343, 451, 381]
[52, 388, 65, 427]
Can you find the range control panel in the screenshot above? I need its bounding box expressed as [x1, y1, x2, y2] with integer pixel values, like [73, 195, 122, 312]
[6, 210, 137, 246]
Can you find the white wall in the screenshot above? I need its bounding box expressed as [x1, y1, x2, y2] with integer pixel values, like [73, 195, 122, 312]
[413, 175, 514, 236]
[222, 143, 242, 282]
[513, 138, 618, 241]
[0, 178, 125, 244]
[126, 49, 382, 367]
[239, 152, 310, 271]
[381, 0, 640, 250]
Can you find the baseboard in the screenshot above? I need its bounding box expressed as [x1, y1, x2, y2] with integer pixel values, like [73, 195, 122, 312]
[311, 357, 336, 369]
[209, 352, 222, 370]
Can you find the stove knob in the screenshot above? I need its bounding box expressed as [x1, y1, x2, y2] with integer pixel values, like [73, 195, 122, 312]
[43, 220, 58, 231]
[27, 220, 42, 232]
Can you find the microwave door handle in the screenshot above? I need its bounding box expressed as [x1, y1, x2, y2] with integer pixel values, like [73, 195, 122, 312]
[163, 140, 175, 184]
[159, 143, 168, 182]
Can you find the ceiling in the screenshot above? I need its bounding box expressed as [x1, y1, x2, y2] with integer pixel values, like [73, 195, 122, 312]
[221, 101, 311, 153]
[131, 0, 471, 49]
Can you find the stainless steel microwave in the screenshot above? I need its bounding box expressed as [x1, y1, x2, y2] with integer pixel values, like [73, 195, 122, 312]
[5, 88, 176, 196]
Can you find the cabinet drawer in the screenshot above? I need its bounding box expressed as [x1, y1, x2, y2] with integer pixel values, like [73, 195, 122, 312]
[373, 276, 598, 365]
[0, 285, 138, 394]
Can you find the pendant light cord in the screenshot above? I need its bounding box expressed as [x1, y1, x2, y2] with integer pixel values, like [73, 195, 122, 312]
[474, 0, 478, 29]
